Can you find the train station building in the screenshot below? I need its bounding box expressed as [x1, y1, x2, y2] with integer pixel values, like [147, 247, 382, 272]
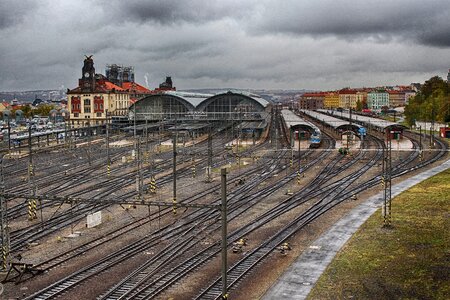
[67, 56, 151, 127]
[128, 90, 272, 138]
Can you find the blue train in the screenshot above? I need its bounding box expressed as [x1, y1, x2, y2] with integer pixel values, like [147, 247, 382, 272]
[309, 131, 322, 148]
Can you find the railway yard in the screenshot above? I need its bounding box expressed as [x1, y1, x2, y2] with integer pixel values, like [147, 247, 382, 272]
[0, 109, 448, 299]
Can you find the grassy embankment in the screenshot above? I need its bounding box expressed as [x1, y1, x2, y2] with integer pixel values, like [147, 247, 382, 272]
[308, 169, 450, 300]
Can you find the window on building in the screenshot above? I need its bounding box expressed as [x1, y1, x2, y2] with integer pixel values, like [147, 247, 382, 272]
[84, 98, 91, 113]
[97, 112, 102, 117]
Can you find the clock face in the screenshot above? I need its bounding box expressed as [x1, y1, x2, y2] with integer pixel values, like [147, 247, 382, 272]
[84, 72, 90, 77]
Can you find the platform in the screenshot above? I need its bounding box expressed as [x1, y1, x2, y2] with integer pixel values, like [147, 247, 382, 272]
[261, 159, 450, 300]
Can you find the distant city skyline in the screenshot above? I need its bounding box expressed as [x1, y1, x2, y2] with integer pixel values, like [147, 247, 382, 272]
[1, 0, 449, 91]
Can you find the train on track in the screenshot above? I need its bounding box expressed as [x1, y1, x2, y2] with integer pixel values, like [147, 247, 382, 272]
[309, 131, 322, 148]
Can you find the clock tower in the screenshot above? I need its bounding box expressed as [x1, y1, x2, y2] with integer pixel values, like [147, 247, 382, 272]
[80, 55, 96, 92]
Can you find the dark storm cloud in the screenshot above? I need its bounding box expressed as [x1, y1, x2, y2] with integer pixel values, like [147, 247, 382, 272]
[0, 0, 37, 29]
[0, 0, 449, 91]
[251, 0, 450, 47]
[104, 0, 255, 25]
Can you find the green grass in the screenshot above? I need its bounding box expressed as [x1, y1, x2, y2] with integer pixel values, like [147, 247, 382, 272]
[307, 169, 450, 300]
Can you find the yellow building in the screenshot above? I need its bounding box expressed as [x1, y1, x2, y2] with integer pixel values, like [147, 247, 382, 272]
[0, 102, 11, 113]
[324, 92, 340, 108]
[338, 89, 364, 109]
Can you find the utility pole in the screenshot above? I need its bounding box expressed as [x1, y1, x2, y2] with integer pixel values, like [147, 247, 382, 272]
[419, 126, 423, 161]
[133, 102, 137, 140]
[64, 116, 68, 147]
[158, 118, 162, 153]
[0, 155, 10, 271]
[382, 131, 392, 227]
[28, 126, 35, 221]
[172, 121, 177, 214]
[86, 121, 92, 166]
[290, 127, 294, 170]
[7, 119, 11, 153]
[145, 119, 149, 154]
[136, 137, 143, 198]
[298, 131, 301, 167]
[207, 126, 213, 182]
[430, 101, 435, 148]
[237, 108, 241, 173]
[252, 130, 255, 146]
[67, 115, 72, 149]
[221, 168, 228, 300]
[106, 109, 111, 176]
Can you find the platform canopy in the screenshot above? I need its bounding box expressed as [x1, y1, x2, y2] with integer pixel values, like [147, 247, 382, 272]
[318, 109, 408, 131]
[301, 109, 362, 132]
[281, 109, 320, 134]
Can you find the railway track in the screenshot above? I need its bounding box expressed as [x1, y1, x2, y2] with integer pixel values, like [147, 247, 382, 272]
[11, 125, 448, 299]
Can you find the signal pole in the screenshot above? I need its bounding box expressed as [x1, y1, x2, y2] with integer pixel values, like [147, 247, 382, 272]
[382, 131, 392, 227]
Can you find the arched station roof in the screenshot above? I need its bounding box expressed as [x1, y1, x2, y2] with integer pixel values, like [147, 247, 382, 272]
[130, 90, 271, 121]
[281, 109, 321, 134]
[130, 92, 210, 113]
[197, 91, 270, 112]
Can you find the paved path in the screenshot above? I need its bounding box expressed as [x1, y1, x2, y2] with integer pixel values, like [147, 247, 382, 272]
[262, 159, 450, 300]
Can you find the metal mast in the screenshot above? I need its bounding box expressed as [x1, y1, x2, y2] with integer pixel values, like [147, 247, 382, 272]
[382, 131, 392, 226]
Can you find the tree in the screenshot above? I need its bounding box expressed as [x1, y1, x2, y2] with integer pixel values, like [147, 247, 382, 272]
[33, 104, 55, 117]
[405, 76, 450, 126]
[22, 104, 32, 118]
[356, 100, 363, 111]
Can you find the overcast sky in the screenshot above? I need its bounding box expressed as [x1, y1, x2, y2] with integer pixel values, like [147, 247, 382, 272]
[1, 0, 449, 92]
